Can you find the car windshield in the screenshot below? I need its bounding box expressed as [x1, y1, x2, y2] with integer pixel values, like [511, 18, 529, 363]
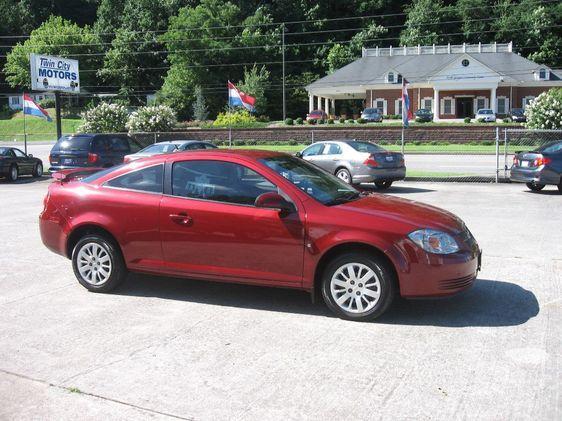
[511, 108, 524, 115]
[417, 109, 431, 114]
[139, 143, 178, 154]
[260, 155, 360, 206]
[53, 136, 92, 151]
[479, 109, 493, 115]
[536, 141, 562, 154]
[362, 108, 378, 114]
[347, 141, 385, 153]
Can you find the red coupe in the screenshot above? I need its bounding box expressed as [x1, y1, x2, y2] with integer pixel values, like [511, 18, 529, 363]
[40, 150, 481, 321]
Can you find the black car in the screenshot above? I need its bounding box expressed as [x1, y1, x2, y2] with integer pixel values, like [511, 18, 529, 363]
[360, 108, 383, 123]
[508, 108, 526, 123]
[415, 108, 434, 122]
[510, 140, 562, 193]
[0, 147, 44, 182]
[49, 134, 142, 172]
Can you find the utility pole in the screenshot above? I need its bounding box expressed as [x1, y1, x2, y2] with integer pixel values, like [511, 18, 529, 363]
[282, 24, 286, 121]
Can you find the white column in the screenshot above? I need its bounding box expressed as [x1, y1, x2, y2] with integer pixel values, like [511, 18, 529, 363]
[324, 97, 330, 116]
[309, 94, 314, 113]
[490, 87, 497, 114]
[317, 96, 322, 111]
[433, 88, 440, 121]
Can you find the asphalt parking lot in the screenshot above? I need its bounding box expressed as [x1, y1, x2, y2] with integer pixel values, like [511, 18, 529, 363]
[0, 177, 560, 420]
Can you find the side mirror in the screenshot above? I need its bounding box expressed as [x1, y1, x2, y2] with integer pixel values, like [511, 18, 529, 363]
[295, 152, 303, 158]
[28, 154, 33, 158]
[254, 192, 295, 215]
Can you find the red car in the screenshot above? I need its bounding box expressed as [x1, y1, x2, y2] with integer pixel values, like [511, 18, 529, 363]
[40, 150, 481, 321]
[306, 110, 328, 121]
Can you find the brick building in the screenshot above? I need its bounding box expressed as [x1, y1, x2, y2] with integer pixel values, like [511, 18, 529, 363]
[306, 43, 562, 121]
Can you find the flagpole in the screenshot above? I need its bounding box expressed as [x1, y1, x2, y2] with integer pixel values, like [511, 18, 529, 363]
[22, 93, 28, 155]
[227, 81, 232, 148]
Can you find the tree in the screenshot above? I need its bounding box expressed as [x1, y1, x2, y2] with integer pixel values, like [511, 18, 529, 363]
[400, 0, 448, 46]
[455, 0, 493, 44]
[3, 16, 102, 89]
[238, 65, 270, 115]
[192, 85, 209, 121]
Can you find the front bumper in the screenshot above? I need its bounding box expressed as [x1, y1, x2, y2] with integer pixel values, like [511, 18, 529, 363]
[510, 166, 560, 185]
[353, 166, 406, 183]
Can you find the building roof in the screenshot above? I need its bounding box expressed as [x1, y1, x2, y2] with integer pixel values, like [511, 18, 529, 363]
[307, 44, 558, 90]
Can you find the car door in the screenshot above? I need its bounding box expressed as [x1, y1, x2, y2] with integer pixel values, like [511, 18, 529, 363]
[12, 148, 33, 174]
[313, 143, 343, 174]
[301, 143, 326, 169]
[159, 158, 305, 286]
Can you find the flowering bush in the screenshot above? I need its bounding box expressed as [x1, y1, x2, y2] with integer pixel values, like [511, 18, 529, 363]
[78, 102, 128, 133]
[525, 88, 562, 129]
[212, 109, 257, 127]
[126, 105, 177, 133]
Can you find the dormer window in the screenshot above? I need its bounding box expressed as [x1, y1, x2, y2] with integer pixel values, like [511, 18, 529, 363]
[386, 72, 402, 84]
[387, 72, 395, 83]
[536, 68, 549, 80]
[397, 74, 403, 83]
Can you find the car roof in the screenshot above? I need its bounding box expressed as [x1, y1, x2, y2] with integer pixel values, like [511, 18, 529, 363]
[154, 140, 212, 145]
[132, 148, 288, 164]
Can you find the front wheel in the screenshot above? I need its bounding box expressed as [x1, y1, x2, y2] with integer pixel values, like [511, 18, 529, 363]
[32, 162, 43, 178]
[72, 235, 127, 293]
[526, 182, 545, 191]
[375, 180, 393, 190]
[321, 252, 395, 321]
[335, 168, 352, 184]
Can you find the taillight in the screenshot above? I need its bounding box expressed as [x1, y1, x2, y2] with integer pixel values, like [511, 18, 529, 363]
[87, 152, 99, 164]
[364, 155, 378, 167]
[533, 156, 551, 167]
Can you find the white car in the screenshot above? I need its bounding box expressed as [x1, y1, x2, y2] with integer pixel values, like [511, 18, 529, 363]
[123, 140, 217, 163]
[475, 109, 497, 123]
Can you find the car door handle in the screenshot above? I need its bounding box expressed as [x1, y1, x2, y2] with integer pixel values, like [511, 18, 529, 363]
[169, 213, 193, 226]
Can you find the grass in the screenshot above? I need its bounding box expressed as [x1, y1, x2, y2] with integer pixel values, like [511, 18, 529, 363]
[0, 111, 82, 142]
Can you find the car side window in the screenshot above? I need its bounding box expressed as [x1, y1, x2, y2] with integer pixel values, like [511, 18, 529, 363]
[93, 137, 109, 152]
[324, 144, 342, 155]
[172, 160, 278, 206]
[105, 164, 163, 193]
[7, 149, 16, 158]
[13, 149, 26, 158]
[302, 144, 324, 157]
[109, 137, 131, 153]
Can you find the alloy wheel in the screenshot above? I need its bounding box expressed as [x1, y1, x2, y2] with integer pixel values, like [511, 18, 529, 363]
[76, 242, 112, 285]
[330, 262, 381, 314]
[336, 169, 351, 183]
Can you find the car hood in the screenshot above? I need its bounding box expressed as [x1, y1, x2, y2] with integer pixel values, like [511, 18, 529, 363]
[336, 194, 463, 234]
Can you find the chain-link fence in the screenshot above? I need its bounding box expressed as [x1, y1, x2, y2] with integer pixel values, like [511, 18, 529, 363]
[2, 126, 560, 182]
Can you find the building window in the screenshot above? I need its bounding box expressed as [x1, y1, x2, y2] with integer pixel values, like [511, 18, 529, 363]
[395, 99, 402, 115]
[522, 96, 535, 108]
[397, 74, 403, 84]
[373, 98, 387, 115]
[441, 97, 454, 115]
[10, 96, 20, 105]
[387, 72, 394, 83]
[497, 97, 508, 115]
[475, 96, 488, 112]
[421, 97, 433, 111]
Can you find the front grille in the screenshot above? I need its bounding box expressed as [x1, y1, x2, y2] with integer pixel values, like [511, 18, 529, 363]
[438, 275, 476, 291]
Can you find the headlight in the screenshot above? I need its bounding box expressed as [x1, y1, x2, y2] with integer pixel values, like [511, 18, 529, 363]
[408, 229, 459, 254]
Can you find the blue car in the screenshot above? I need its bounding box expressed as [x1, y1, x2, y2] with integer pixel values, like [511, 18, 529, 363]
[49, 134, 142, 172]
[510, 140, 562, 193]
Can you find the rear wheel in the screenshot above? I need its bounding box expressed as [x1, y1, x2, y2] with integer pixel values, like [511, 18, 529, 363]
[7, 165, 18, 182]
[526, 182, 545, 191]
[335, 168, 352, 184]
[375, 180, 393, 190]
[558, 182, 562, 193]
[72, 235, 127, 293]
[321, 252, 395, 322]
[32, 162, 43, 178]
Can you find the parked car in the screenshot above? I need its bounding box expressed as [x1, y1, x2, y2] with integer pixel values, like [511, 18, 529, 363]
[49, 134, 142, 172]
[508, 108, 527, 123]
[360, 108, 383, 123]
[296, 140, 405, 189]
[414, 108, 434, 122]
[510, 140, 562, 193]
[306, 110, 328, 121]
[475, 109, 496, 122]
[123, 140, 217, 163]
[40, 150, 481, 322]
[0, 147, 43, 182]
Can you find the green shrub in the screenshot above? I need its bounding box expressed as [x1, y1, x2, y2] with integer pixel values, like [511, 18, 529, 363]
[378, 140, 388, 145]
[430, 140, 439, 145]
[503, 118, 511, 123]
[307, 118, 317, 125]
[339, 117, 345, 123]
[525, 88, 562, 129]
[214, 140, 225, 146]
[0, 105, 17, 119]
[246, 139, 258, 145]
[288, 139, 298, 145]
[38, 98, 56, 109]
[346, 119, 355, 124]
[357, 118, 366, 124]
[79, 102, 129, 133]
[477, 117, 485, 123]
[256, 115, 270, 123]
[213, 109, 257, 127]
[233, 139, 246, 146]
[318, 119, 325, 124]
[415, 117, 425, 123]
[482, 141, 494, 146]
[464, 117, 471, 124]
[327, 119, 334, 124]
[295, 117, 303, 125]
[126, 105, 177, 133]
[412, 140, 422, 145]
[284, 118, 294, 125]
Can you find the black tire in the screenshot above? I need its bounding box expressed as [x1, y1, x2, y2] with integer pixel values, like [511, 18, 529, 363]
[32, 162, 43, 178]
[321, 252, 395, 322]
[526, 182, 545, 191]
[375, 180, 393, 190]
[335, 167, 352, 184]
[558, 182, 562, 193]
[71, 234, 127, 293]
[7, 165, 18, 182]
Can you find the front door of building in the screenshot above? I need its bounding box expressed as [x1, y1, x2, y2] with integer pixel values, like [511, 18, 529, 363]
[456, 98, 473, 118]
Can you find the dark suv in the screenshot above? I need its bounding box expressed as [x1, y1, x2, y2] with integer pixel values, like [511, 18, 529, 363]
[49, 134, 142, 172]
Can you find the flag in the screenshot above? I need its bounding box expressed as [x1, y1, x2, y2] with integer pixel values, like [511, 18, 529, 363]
[228, 81, 256, 112]
[401, 79, 413, 128]
[23, 93, 52, 122]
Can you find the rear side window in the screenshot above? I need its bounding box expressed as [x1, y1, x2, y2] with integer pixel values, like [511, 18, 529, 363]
[53, 136, 92, 152]
[105, 165, 163, 193]
[325, 144, 342, 155]
[109, 137, 130, 152]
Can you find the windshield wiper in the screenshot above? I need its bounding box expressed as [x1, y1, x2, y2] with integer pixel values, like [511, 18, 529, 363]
[324, 191, 360, 206]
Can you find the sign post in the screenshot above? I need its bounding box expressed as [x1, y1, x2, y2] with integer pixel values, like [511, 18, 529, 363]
[29, 54, 80, 140]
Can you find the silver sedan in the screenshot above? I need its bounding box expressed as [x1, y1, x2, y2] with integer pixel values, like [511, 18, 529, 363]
[296, 140, 406, 189]
[123, 140, 217, 163]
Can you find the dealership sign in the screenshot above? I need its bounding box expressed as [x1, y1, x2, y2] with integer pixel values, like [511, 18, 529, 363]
[30, 54, 80, 93]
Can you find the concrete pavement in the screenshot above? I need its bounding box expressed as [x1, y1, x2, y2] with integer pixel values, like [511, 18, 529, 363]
[0, 178, 560, 420]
